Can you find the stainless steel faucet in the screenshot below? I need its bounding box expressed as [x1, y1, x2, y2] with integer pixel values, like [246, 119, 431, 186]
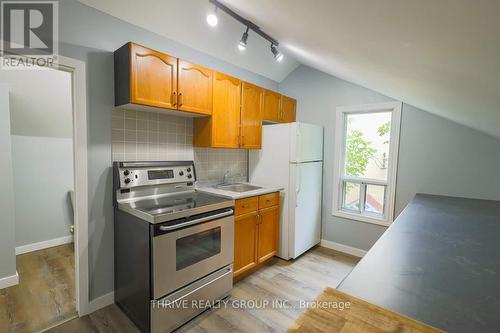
[222, 170, 230, 185]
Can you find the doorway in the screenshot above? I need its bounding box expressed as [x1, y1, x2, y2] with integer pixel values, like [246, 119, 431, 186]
[0, 57, 89, 331]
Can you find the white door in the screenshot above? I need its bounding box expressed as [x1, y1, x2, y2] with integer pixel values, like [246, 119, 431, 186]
[288, 161, 323, 258]
[290, 123, 324, 163]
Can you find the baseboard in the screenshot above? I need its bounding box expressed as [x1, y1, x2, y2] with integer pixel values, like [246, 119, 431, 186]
[320, 239, 367, 258]
[0, 271, 19, 289]
[15, 235, 73, 255]
[87, 291, 115, 314]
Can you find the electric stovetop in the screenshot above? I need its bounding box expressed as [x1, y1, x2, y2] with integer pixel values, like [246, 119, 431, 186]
[118, 190, 234, 224]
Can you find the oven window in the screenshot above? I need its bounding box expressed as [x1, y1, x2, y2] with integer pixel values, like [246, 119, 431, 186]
[176, 227, 221, 270]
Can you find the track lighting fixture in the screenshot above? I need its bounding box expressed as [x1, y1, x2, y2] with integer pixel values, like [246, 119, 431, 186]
[238, 27, 249, 51]
[271, 44, 283, 62]
[207, 0, 282, 62]
[206, 6, 218, 27]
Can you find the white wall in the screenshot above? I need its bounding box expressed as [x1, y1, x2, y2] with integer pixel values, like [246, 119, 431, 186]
[279, 65, 500, 251]
[0, 69, 74, 248]
[56, 0, 278, 300]
[0, 85, 17, 281]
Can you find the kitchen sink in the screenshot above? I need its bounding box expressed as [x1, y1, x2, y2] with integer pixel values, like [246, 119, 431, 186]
[216, 183, 262, 192]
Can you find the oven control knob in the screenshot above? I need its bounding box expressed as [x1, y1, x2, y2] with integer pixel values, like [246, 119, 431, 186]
[187, 174, 192, 179]
[187, 168, 191, 172]
[123, 170, 130, 176]
[124, 178, 131, 184]
[179, 171, 184, 176]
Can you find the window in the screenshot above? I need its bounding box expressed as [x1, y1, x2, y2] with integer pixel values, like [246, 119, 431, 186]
[332, 102, 402, 226]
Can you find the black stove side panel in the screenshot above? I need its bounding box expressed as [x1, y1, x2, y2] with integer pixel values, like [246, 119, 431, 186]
[115, 208, 151, 333]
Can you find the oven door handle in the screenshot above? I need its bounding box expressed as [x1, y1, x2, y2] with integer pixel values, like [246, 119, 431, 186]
[158, 209, 234, 232]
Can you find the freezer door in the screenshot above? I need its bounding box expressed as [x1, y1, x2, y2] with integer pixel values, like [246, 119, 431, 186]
[288, 161, 323, 259]
[290, 122, 324, 163]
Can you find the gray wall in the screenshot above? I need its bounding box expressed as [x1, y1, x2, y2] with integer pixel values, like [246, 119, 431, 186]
[0, 70, 74, 248]
[0, 86, 17, 280]
[57, 0, 278, 301]
[279, 65, 500, 251]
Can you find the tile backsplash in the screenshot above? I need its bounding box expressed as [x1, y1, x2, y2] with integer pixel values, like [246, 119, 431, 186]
[111, 109, 248, 182]
[194, 148, 247, 184]
[112, 109, 193, 162]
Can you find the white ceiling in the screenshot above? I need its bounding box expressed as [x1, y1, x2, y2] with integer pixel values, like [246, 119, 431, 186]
[77, 0, 299, 82]
[79, 0, 500, 138]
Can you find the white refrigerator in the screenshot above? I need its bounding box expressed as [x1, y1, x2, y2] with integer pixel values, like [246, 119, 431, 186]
[249, 122, 323, 260]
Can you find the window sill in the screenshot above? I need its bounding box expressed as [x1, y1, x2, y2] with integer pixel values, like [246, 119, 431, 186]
[332, 210, 392, 227]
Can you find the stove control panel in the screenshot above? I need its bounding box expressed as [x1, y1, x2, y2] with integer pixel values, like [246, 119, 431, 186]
[117, 162, 195, 188]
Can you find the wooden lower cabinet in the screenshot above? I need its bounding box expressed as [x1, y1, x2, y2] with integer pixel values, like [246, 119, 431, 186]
[257, 205, 279, 262]
[233, 192, 280, 279]
[233, 212, 259, 277]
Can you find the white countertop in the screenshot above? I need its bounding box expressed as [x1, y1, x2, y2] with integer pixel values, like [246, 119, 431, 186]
[196, 183, 284, 200]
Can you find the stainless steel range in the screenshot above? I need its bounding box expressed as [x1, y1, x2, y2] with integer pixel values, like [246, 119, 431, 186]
[113, 161, 234, 333]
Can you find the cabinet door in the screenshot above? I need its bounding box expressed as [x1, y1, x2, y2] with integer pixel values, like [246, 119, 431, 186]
[212, 72, 241, 148]
[234, 212, 259, 277]
[281, 95, 297, 123]
[240, 82, 263, 149]
[257, 205, 279, 263]
[263, 89, 281, 122]
[130, 43, 177, 109]
[177, 60, 213, 115]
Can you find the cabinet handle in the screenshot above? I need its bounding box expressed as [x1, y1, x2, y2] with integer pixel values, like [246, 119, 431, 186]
[241, 136, 245, 146]
[266, 199, 271, 202]
[241, 204, 249, 208]
[256, 213, 261, 224]
[178, 92, 183, 106]
[172, 92, 177, 106]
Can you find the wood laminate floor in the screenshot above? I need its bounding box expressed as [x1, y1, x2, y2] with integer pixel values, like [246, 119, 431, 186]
[48, 246, 358, 333]
[0, 243, 76, 333]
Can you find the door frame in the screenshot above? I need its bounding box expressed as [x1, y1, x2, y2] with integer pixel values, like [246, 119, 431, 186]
[54, 56, 90, 316]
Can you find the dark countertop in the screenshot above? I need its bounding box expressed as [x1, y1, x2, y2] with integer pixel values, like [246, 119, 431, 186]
[338, 194, 500, 332]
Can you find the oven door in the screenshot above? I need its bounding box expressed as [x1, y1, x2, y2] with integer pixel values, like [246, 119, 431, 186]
[152, 209, 234, 299]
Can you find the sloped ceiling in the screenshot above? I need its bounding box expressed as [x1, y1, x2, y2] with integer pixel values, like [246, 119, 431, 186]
[77, 0, 299, 82]
[79, 0, 500, 138]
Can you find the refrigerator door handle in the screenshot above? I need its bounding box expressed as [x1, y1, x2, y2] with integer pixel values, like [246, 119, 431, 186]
[297, 127, 300, 162]
[295, 165, 301, 206]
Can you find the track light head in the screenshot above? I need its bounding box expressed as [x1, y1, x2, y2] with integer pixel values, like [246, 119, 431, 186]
[206, 7, 218, 26]
[271, 44, 283, 62]
[238, 27, 249, 51]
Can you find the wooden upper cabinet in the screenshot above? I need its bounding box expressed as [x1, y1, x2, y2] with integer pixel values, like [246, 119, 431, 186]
[115, 42, 298, 148]
[177, 60, 213, 115]
[130, 43, 177, 109]
[115, 43, 213, 116]
[193, 72, 241, 148]
[240, 82, 263, 149]
[281, 95, 297, 123]
[212, 72, 241, 147]
[262, 90, 297, 123]
[115, 42, 178, 109]
[257, 205, 279, 263]
[263, 89, 281, 122]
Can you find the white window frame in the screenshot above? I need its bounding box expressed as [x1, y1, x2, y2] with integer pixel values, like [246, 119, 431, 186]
[332, 101, 402, 226]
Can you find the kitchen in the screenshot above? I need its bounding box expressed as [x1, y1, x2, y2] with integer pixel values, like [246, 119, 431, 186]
[0, 1, 499, 333]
